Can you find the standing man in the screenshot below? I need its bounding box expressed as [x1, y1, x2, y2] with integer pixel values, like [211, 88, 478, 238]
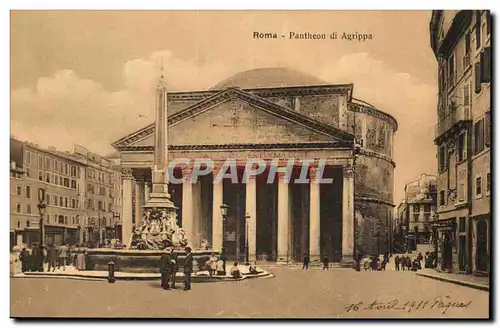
[160, 247, 175, 290]
[322, 255, 329, 270]
[183, 247, 193, 291]
[302, 252, 309, 270]
[58, 243, 68, 271]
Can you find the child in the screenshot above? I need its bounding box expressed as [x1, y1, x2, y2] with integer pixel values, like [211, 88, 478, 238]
[322, 256, 329, 270]
[216, 258, 225, 276]
[230, 262, 242, 279]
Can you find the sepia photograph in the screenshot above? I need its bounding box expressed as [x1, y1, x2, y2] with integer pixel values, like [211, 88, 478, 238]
[8, 9, 491, 319]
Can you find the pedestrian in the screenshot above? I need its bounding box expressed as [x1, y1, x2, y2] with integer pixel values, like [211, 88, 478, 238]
[302, 252, 309, 270]
[371, 256, 378, 271]
[216, 258, 225, 276]
[322, 255, 329, 270]
[47, 244, 57, 272]
[31, 246, 43, 272]
[207, 253, 218, 277]
[249, 262, 259, 275]
[394, 255, 400, 271]
[58, 243, 68, 271]
[230, 262, 242, 279]
[19, 248, 29, 273]
[75, 244, 87, 271]
[406, 256, 412, 271]
[417, 252, 423, 270]
[183, 246, 193, 291]
[160, 247, 175, 290]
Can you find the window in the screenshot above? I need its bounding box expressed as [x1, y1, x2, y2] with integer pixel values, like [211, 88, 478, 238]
[485, 111, 491, 147]
[46, 214, 50, 224]
[413, 213, 419, 222]
[16, 203, 21, 213]
[486, 11, 491, 36]
[424, 214, 430, 222]
[448, 54, 455, 85]
[475, 176, 482, 197]
[16, 185, 21, 195]
[46, 173, 51, 183]
[465, 31, 471, 54]
[439, 190, 446, 206]
[38, 171, 43, 181]
[458, 182, 465, 202]
[71, 180, 77, 189]
[457, 132, 466, 162]
[27, 204, 32, 214]
[98, 201, 103, 211]
[463, 83, 470, 106]
[53, 195, 57, 205]
[474, 119, 485, 154]
[423, 204, 431, 213]
[64, 163, 69, 175]
[72, 198, 76, 209]
[108, 203, 112, 212]
[476, 11, 482, 50]
[486, 172, 490, 195]
[475, 62, 482, 93]
[413, 204, 420, 213]
[17, 221, 20, 229]
[64, 178, 69, 188]
[481, 47, 491, 83]
[26, 186, 31, 199]
[64, 216, 68, 225]
[26, 220, 30, 228]
[46, 193, 50, 205]
[458, 217, 466, 233]
[59, 176, 63, 185]
[45, 157, 51, 170]
[439, 145, 447, 172]
[38, 155, 43, 168]
[59, 196, 63, 207]
[65, 197, 68, 208]
[25, 151, 31, 165]
[59, 215, 64, 224]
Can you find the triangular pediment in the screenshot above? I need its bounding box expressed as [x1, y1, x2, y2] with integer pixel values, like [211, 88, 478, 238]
[113, 88, 353, 149]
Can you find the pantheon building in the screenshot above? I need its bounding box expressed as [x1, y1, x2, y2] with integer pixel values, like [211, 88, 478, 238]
[112, 68, 397, 263]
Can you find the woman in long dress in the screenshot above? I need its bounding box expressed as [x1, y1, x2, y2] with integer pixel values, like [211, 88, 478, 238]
[76, 244, 86, 271]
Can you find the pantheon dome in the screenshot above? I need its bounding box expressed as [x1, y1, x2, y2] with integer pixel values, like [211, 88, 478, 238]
[210, 67, 328, 90]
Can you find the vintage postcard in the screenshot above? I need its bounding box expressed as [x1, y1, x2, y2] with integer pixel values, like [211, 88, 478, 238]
[9, 10, 491, 319]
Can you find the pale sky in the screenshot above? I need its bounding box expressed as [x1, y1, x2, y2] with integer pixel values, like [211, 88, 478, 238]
[10, 10, 439, 204]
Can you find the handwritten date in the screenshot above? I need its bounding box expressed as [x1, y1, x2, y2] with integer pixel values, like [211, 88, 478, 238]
[345, 296, 472, 314]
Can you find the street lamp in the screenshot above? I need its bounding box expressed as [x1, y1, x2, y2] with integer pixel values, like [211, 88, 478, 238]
[220, 204, 229, 275]
[245, 213, 250, 266]
[37, 188, 47, 247]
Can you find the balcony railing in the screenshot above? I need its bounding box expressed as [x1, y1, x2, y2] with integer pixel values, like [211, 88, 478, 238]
[435, 104, 471, 138]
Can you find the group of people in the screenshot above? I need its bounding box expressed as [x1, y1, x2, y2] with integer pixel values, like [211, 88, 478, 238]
[302, 253, 332, 270]
[394, 253, 424, 271]
[159, 246, 193, 291]
[362, 254, 390, 271]
[19, 243, 88, 273]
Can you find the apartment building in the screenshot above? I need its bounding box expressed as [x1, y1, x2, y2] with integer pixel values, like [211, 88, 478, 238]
[430, 10, 491, 275]
[10, 138, 123, 248]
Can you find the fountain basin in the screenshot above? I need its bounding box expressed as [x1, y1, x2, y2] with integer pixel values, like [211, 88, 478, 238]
[86, 248, 219, 273]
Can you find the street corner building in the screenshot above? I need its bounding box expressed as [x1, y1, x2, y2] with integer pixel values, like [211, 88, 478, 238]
[430, 11, 491, 276]
[112, 67, 398, 263]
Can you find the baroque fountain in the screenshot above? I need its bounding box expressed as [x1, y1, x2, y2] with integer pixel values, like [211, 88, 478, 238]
[86, 70, 216, 273]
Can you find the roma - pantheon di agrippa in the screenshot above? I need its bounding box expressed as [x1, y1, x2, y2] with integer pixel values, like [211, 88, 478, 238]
[112, 67, 397, 264]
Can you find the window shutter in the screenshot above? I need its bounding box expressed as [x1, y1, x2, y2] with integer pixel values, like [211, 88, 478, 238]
[485, 111, 491, 147]
[475, 62, 482, 93]
[481, 47, 491, 83]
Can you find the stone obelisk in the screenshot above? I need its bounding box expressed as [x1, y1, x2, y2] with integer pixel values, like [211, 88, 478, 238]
[143, 69, 176, 212]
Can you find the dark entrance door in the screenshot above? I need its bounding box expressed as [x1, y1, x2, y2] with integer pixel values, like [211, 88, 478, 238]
[476, 219, 488, 272]
[443, 232, 453, 271]
[223, 178, 246, 262]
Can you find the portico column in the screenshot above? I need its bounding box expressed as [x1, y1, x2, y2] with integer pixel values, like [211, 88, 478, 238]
[121, 171, 134, 247]
[134, 180, 145, 229]
[245, 175, 257, 262]
[277, 171, 290, 263]
[144, 183, 151, 203]
[212, 167, 223, 251]
[342, 165, 355, 263]
[182, 168, 195, 247]
[309, 167, 321, 262]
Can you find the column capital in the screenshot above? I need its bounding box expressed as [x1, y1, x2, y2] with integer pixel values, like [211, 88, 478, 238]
[309, 165, 319, 179]
[121, 169, 134, 180]
[343, 165, 355, 178]
[182, 167, 193, 177]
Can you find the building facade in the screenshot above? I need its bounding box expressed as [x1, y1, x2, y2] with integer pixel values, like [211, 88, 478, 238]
[9, 138, 124, 249]
[395, 174, 437, 251]
[430, 10, 491, 275]
[113, 67, 398, 262]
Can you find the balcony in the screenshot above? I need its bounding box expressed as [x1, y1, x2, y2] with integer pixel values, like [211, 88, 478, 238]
[435, 104, 471, 139]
